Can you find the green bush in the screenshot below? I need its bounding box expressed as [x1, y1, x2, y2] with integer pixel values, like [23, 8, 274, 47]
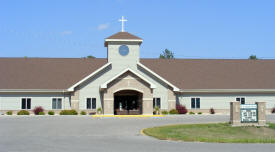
[154, 106, 160, 115]
[198, 112, 202, 115]
[97, 108, 102, 114]
[80, 111, 87, 115]
[169, 109, 179, 114]
[189, 112, 195, 115]
[38, 112, 45, 115]
[48, 111, 55, 115]
[161, 110, 168, 115]
[59, 110, 78, 115]
[6, 111, 13, 115]
[17, 110, 30, 115]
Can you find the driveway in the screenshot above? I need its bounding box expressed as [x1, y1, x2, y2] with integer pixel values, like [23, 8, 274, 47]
[0, 115, 275, 152]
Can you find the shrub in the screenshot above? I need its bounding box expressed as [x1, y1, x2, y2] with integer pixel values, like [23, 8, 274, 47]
[198, 112, 202, 115]
[48, 111, 55, 115]
[161, 110, 168, 115]
[176, 104, 188, 114]
[272, 107, 275, 113]
[59, 110, 78, 115]
[97, 108, 102, 114]
[17, 110, 30, 115]
[154, 106, 160, 115]
[6, 111, 13, 115]
[210, 108, 215, 114]
[80, 111, 87, 115]
[38, 112, 45, 115]
[189, 111, 195, 115]
[33, 106, 44, 115]
[89, 112, 96, 115]
[169, 109, 179, 114]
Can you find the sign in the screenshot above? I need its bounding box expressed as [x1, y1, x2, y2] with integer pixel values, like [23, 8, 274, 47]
[240, 104, 258, 123]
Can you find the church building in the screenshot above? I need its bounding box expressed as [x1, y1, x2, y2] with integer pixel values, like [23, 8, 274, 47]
[1, 18, 275, 115]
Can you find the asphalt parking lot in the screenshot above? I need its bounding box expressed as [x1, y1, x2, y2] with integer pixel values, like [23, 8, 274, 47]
[0, 115, 274, 152]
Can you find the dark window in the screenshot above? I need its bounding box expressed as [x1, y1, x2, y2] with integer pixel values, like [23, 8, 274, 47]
[52, 98, 62, 109]
[21, 98, 26, 109]
[196, 98, 200, 108]
[191, 98, 200, 109]
[57, 98, 62, 109]
[87, 98, 91, 109]
[191, 98, 196, 108]
[92, 98, 96, 109]
[236, 97, 245, 104]
[153, 98, 161, 108]
[21, 98, 31, 109]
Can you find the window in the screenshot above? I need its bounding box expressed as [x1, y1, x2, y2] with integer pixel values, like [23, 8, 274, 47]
[191, 98, 200, 109]
[52, 98, 62, 109]
[236, 97, 245, 104]
[153, 98, 161, 108]
[21, 98, 31, 109]
[87, 98, 96, 109]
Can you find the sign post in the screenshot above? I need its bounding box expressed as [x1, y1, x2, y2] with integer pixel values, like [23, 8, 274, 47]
[230, 102, 266, 126]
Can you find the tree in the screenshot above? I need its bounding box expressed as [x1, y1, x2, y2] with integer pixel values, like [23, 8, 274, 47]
[249, 55, 258, 60]
[83, 55, 95, 59]
[159, 49, 174, 59]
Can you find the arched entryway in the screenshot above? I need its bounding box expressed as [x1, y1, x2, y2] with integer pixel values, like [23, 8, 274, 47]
[114, 90, 143, 115]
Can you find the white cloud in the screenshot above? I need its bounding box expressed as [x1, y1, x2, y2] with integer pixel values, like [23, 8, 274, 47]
[61, 31, 72, 35]
[97, 23, 109, 30]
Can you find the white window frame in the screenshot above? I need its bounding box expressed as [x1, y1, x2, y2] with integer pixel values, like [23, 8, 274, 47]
[86, 97, 96, 110]
[191, 97, 200, 109]
[52, 97, 62, 109]
[153, 97, 161, 109]
[21, 97, 32, 109]
[236, 97, 246, 104]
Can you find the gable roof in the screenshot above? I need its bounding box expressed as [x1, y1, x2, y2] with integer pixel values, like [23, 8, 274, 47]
[100, 68, 156, 90]
[140, 59, 275, 90]
[0, 58, 107, 90]
[1, 58, 275, 91]
[105, 32, 142, 40]
[104, 32, 143, 47]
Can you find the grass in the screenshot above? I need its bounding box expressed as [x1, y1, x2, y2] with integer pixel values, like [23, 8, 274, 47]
[143, 123, 275, 143]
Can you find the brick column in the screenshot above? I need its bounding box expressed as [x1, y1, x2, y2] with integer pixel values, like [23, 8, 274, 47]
[142, 98, 153, 115]
[230, 102, 241, 126]
[103, 99, 114, 115]
[71, 88, 79, 110]
[256, 102, 266, 126]
[168, 88, 176, 111]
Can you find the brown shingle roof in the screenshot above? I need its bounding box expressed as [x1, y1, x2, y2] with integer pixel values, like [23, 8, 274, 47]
[105, 32, 142, 40]
[0, 58, 107, 89]
[141, 59, 275, 89]
[1, 58, 275, 90]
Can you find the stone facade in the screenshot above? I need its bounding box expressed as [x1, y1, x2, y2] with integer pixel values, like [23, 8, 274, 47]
[230, 101, 266, 126]
[102, 71, 153, 115]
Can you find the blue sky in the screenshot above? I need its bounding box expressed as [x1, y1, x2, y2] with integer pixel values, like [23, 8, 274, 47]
[0, 0, 275, 59]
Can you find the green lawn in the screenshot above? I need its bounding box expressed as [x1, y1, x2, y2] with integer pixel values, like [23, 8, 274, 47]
[143, 123, 275, 143]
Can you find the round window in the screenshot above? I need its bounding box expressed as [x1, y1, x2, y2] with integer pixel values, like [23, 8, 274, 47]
[119, 45, 129, 56]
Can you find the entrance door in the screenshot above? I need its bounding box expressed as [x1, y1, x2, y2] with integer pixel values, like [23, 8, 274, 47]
[114, 90, 142, 115]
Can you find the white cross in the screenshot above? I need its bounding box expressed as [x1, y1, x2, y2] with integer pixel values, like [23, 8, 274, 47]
[119, 16, 127, 32]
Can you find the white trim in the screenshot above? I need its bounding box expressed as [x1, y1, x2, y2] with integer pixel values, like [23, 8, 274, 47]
[100, 68, 156, 89]
[191, 97, 200, 109]
[68, 62, 112, 91]
[20, 97, 32, 110]
[86, 97, 97, 110]
[113, 87, 144, 93]
[105, 39, 143, 42]
[51, 97, 63, 110]
[0, 89, 67, 93]
[137, 62, 180, 92]
[180, 89, 275, 93]
[236, 97, 246, 104]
